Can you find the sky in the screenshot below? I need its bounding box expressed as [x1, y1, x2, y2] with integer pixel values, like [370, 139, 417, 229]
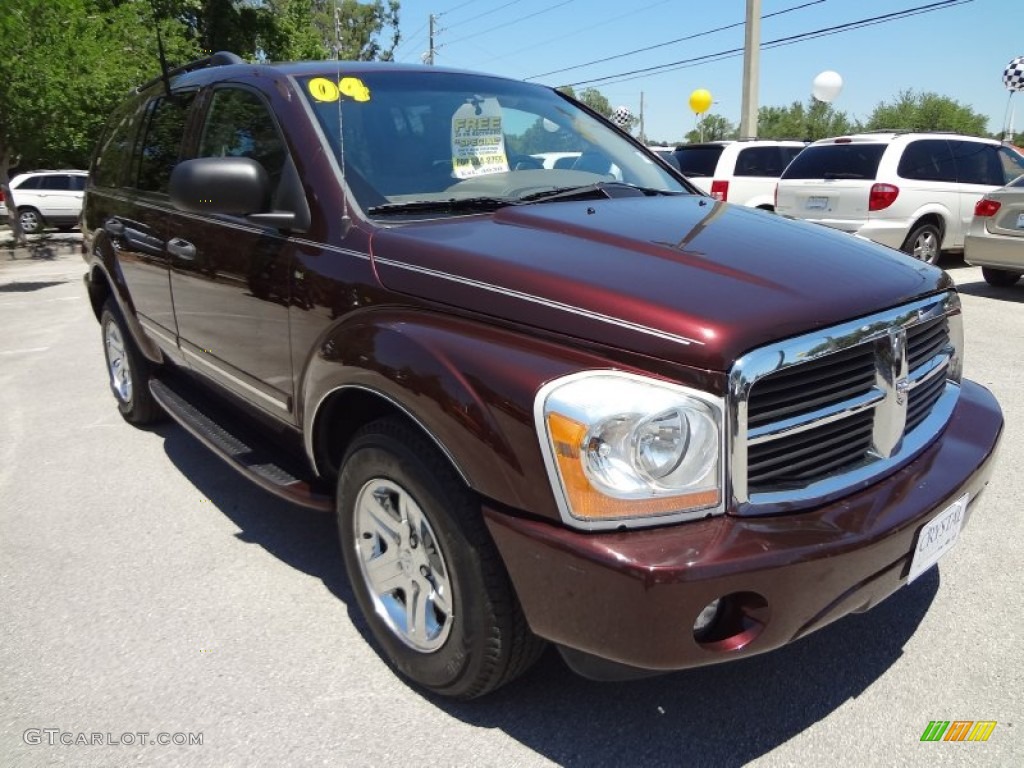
[386, 0, 1024, 143]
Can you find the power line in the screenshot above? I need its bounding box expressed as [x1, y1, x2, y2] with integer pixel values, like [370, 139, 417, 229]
[527, 0, 826, 81]
[443, 0, 529, 31]
[443, 0, 577, 47]
[563, 0, 972, 88]
[438, 0, 479, 18]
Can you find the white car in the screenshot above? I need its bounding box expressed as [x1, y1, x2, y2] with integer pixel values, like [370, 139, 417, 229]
[775, 132, 1024, 263]
[670, 140, 806, 209]
[0, 170, 87, 233]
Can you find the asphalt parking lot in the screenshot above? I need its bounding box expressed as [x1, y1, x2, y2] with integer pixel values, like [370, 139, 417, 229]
[1, 241, 1021, 767]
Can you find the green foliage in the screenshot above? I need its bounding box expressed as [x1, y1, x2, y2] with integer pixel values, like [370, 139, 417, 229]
[864, 89, 988, 135]
[757, 99, 859, 141]
[685, 113, 735, 143]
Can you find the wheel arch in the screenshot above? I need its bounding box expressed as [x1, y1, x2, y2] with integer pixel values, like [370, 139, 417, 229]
[300, 311, 609, 521]
[904, 209, 948, 248]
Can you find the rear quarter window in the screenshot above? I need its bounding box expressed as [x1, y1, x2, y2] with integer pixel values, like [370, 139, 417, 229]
[671, 146, 724, 177]
[780, 144, 885, 180]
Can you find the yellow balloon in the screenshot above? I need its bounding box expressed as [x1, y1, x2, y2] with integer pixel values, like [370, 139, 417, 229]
[689, 88, 713, 114]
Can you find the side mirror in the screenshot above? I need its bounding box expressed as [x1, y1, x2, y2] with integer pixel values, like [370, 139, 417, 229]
[169, 157, 271, 216]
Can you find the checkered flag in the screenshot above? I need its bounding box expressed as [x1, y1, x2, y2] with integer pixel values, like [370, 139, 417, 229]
[611, 105, 632, 128]
[1004, 56, 1024, 92]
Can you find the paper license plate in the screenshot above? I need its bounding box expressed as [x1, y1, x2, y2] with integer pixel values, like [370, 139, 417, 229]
[907, 493, 968, 583]
[1016, 212, 1024, 229]
[805, 196, 829, 211]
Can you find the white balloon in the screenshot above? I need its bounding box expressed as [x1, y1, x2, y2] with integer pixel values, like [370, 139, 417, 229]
[812, 70, 843, 103]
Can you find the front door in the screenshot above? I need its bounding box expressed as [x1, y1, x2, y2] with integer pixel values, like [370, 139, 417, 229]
[167, 86, 296, 421]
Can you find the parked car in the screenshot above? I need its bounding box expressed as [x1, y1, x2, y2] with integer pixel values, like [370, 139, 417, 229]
[775, 132, 1024, 263]
[671, 140, 806, 209]
[964, 173, 1024, 285]
[82, 54, 1002, 699]
[0, 170, 87, 233]
[646, 145, 680, 169]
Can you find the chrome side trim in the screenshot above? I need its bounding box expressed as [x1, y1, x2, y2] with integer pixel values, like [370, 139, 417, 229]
[373, 257, 703, 348]
[304, 384, 470, 486]
[138, 318, 177, 350]
[181, 345, 291, 413]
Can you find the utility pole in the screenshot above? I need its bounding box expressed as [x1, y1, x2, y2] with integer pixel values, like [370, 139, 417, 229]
[427, 14, 436, 65]
[739, 0, 761, 139]
[639, 91, 645, 143]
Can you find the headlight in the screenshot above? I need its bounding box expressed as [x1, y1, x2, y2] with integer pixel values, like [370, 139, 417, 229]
[535, 371, 724, 529]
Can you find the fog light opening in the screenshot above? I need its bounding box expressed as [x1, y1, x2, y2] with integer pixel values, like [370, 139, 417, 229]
[694, 591, 770, 652]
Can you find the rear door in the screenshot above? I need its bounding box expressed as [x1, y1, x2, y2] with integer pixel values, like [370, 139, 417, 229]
[895, 139, 960, 245]
[37, 175, 78, 220]
[775, 142, 886, 227]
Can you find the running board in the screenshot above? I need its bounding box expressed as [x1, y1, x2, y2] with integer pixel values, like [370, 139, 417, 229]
[149, 378, 333, 512]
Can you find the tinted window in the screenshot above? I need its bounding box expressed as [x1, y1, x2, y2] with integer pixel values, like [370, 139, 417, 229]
[15, 176, 42, 190]
[897, 140, 955, 181]
[780, 144, 885, 180]
[70, 175, 86, 191]
[734, 146, 801, 177]
[94, 101, 146, 188]
[135, 92, 196, 193]
[997, 146, 1024, 185]
[671, 146, 724, 177]
[198, 88, 287, 186]
[950, 141, 1003, 186]
[40, 175, 71, 191]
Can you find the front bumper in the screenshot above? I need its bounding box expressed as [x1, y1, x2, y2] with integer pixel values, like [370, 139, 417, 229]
[485, 380, 1001, 676]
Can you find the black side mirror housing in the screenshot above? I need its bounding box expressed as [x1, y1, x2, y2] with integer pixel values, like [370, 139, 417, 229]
[169, 157, 271, 216]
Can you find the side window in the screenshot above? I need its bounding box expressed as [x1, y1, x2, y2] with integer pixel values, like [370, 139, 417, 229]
[15, 176, 42, 190]
[41, 175, 72, 191]
[952, 141, 1003, 186]
[997, 146, 1024, 185]
[70, 175, 86, 191]
[93, 101, 146, 188]
[135, 92, 197, 194]
[897, 140, 955, 182]
[197, 88, 287, 187]
[734, 146, 784, 177]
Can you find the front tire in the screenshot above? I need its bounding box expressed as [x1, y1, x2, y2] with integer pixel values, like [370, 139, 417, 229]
[981, 267, 1022, 286]
[18, 207, 44, 234]
[902, 222, 942, 264]
[337, 417, 544, 699]
[100, 299, 163, 424]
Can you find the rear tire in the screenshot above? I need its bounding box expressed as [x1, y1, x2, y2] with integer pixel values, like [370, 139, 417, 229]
[337, 417, 544, 699]
[901, 222, 942, 265]
[100, 299, 163, 425]
[981, 267, 1022, 287]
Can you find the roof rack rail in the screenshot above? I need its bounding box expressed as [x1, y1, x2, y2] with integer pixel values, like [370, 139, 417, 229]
[136, 51, 245, 94]
[859, 128, 967, 136]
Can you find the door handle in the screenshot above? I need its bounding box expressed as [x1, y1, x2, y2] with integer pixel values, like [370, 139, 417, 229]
[167, 238, 196, 261]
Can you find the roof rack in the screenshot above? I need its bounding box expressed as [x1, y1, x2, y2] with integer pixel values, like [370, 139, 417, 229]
[858, 128, 967, 136]
[136, 51, 245, 93]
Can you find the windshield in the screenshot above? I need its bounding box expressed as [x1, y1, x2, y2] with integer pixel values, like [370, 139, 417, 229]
[298, 69, 689, 215]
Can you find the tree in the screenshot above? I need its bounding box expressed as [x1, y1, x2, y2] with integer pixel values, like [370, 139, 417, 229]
[556, 85, 639, 134]
[757, 99, 859, 141]
[864, 90, 988, 135]
[685, 113, 735, 143]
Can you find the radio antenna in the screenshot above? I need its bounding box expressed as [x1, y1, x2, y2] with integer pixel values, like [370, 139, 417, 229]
[334, 0, 351, 234]
[150, 1, 172, 97]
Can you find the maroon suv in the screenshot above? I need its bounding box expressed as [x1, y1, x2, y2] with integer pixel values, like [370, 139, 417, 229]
[81, 53, 1002, 699]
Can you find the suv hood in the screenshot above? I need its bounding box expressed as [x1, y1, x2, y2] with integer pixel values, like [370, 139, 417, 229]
[370, 196, 951, 371]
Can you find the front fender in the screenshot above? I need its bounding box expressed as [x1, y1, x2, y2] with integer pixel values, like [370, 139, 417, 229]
[301, 308, 621, 520]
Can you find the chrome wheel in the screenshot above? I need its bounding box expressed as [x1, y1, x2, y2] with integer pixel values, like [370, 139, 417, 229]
[18, 208, 42, 234]
[104, 321, 132, 404]
[353, 478, 453, 652]
[912, 231, 938, 261]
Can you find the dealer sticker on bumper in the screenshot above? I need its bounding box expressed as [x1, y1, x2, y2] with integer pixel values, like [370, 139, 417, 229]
[907, 493, 969, 583]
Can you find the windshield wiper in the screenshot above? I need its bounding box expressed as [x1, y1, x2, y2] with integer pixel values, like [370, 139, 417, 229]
[367, 197, 516, 215]
[518, 181, 682, 204]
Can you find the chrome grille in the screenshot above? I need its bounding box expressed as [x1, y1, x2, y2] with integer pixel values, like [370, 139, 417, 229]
[729, 293, 962, 514]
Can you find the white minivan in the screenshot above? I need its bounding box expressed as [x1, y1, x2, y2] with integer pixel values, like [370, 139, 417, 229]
[670, 140, 806, 209]
[775, 132, 1024, 263]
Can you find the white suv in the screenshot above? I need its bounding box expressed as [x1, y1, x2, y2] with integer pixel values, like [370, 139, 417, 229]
[775, 132, 1024, 263]
[0, 170, 87, 234]
[670, 140, 806, 209]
